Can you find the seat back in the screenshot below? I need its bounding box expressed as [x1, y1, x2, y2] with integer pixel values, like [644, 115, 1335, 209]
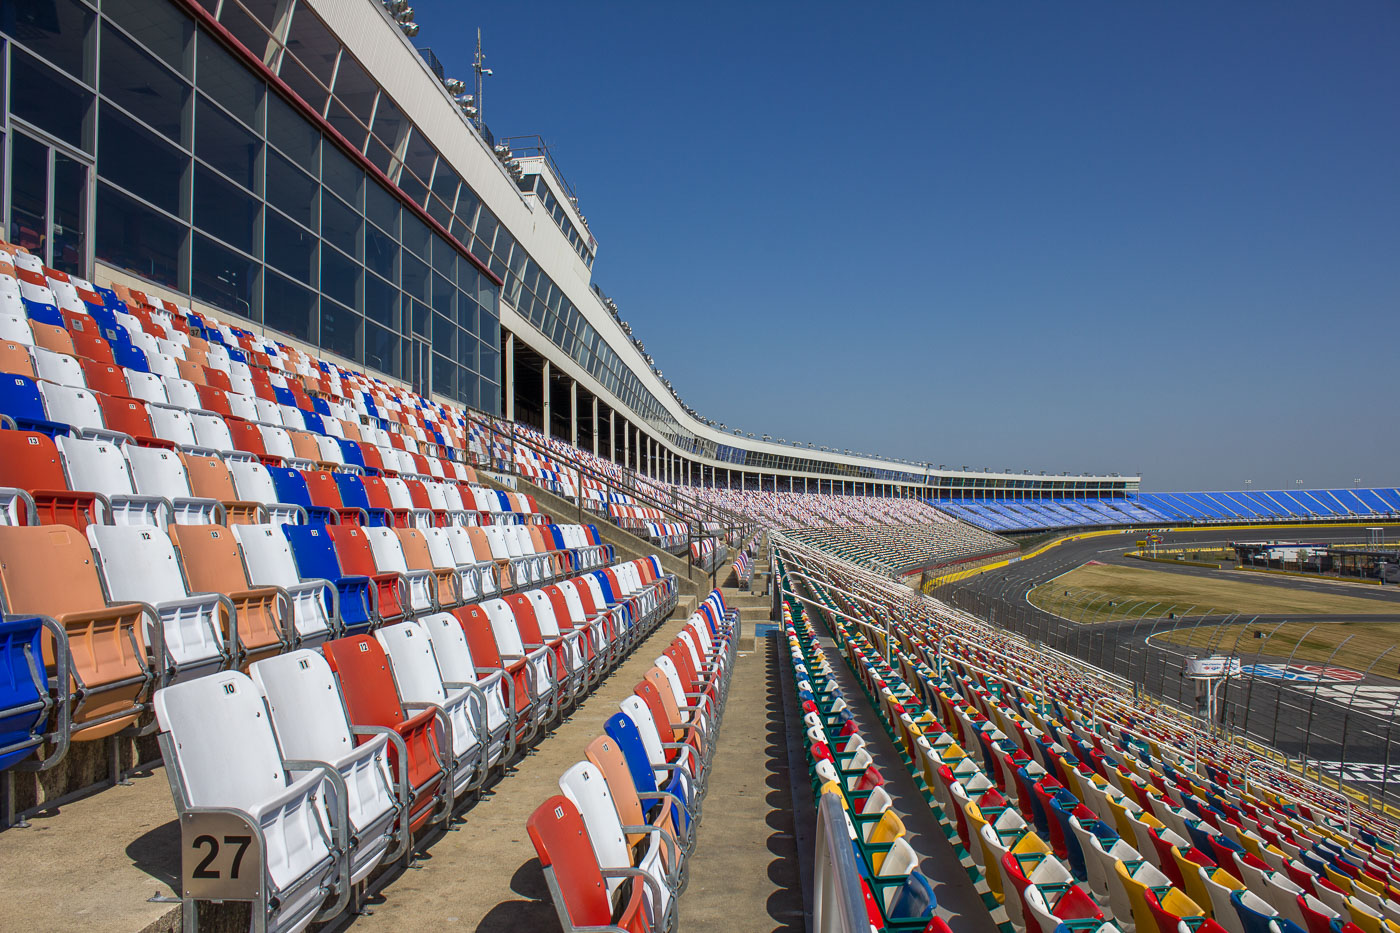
[375, 621, 447, 705]
[558, 761, 632, 898]
[283, 525, 346, 582]
[56, 435, 137, 497]
[232, 523, 303, 587]
[170, 524, 253, 593]
[126, 445, 196, 500]
[526, 795, 622, 930]
[249, 649, 357, 763]
[86, 524, 190, 604]
[0, 524, 110, 617]
[320, 635, 408, 730]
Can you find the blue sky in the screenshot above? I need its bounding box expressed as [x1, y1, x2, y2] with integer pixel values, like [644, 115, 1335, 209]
[413, 2, 1399, 491]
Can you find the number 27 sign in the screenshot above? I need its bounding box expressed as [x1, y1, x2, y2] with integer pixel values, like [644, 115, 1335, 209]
[181, 811, 263, 900]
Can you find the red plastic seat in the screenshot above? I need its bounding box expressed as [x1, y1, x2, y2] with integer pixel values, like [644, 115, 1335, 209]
[97, 394, 160, 445]
[69, 326, 115, 366]
[320, 634, 444, 831]
[361, 475, 410, 526]
[195, 384, 233, 417]
[80, 359, 131, 398]
[454, 604, 535, 739]
[327, 525, 404, 623]
[304, 470, 364, 526]
[0, 431, 103, 528]
[202, 366, 233, 394]
[526, 794, 652, 933]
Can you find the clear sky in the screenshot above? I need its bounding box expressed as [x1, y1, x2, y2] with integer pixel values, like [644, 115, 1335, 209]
[412, 1, 1399, 491]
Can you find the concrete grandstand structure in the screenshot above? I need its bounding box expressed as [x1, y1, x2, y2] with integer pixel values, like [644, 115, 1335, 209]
[0, 2, 1397, 933]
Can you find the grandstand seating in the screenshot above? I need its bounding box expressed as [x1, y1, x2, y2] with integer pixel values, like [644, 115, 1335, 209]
[935, 490, 1400, 533]
[526, 588, 736, 933]
[787, 521, 1015, 575]
[774, 536, 1400, 933]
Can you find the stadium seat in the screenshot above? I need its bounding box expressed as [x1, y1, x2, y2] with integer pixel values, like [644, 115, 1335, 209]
[231, 523, 339, 645]
[0, 525, 149, 740]
[153, 671, 350, 932]
[282, 525, 378, 634]
[0, 430, 104, 528]
[0, 616, 62, 771]
[169, 524, 292, 663]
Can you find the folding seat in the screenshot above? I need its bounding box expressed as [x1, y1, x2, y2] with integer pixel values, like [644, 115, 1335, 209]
[559, 760, 677, 929]
[522, 590, 592, 694]
[38, 381, 129, 444]
[95, 394, 163, 447]
[0, 430, 106, 527]
[86, 523, 236, 682]
[549, 581, 616, 675]
[439, 526, 499, 598]
[0, 312, 33, 346]
[55, 435, 171, 526]
[327, 525, 409, 623]
[123, 445, 224, 524]
[605, 708, 698, 833]
[0, 338, 35, 380]
[375, 620, 488, 795]
[0, 525, 150, 739]
[281, 525, 378, 634]
[301, 470, 366, 526]
[390, 526, 462, 610]
[29, 344, 86, 388]
[259, 424, 298, 464]
[382, 476, 434, 528]
[79, 358, 131, 399]
[265, 466, 336, 526]
[0, 373, 70, 436]
[160, 375, 203, 412]
[331, 473, 393, 527]
[527, 794, 658, 933]
[479, 598, 563, 724]
[361, 475, 420, 527]
[228, 459, 307, 525]
[320, 635, 450, 832]
[153, 671, 350, 932]
[0, 616, 64, 771]
[620, 690, 706, 805]
[122, 369, 168, 406]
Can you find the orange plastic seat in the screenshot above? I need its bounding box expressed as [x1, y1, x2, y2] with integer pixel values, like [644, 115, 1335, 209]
[169, 524, 289, 662]
[0, 340, 34, 378]
[0, 431, 104, 528]
[179, 453, 265, 524]
[0, 524, 150, 739]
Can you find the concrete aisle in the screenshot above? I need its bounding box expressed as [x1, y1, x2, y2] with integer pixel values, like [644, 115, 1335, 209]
[678, 636, 804, 933]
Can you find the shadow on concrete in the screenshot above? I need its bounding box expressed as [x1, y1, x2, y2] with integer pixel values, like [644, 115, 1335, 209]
[124, 817, 181, 889]
[761, 637, 805, 933]
[474, 858, 559, 932]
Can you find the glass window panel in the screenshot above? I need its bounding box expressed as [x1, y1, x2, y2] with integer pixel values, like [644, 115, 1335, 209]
[276, 56, 327, 114]
[264, 209, 316, 285]
[454, 184, 480, 231]
[364, 321, 399, 378]
[487, 253, 506, 281]
[430, 272, 453, 317]
[362, 272, 397, 329]
[282, 5, 338, 84]
[432, 354, 456, 401]
[196, 94, 260, 190]
[215, 1, 271, 68]
[474, 208, 498, 251]
[430, 162, 459, 207]
[456, 329, 478, 372]
[331, 53, 376, 123]
[191, 232, 255, 316]
[102, 26, 189, 143]
[401, 128, 435, 188]
[431, 314, 453, 356]
[364, 136, 393, 174]
[8, 134, 45, 254]
[401, 210, 429, 259]
[494, 228, 516, 266]
[51, 152, 87, 275]
[12, 50, 92, 151]
[425, 194, 451, 227]
[365, 180, 399, 235]
[320, 246, 360, 311]
[325, 98, 367, 151]
[98, 106, 188, 217]
[265, 92, 318, 173]
[321, 142, 362, 208]
[319, 299, 361, 362]
[397, 165, 427, 207]
[265, 150, 317, 228]
[449, 215, 471, 246]
[431, 234, 454, 278]
[400, 252, 427, 304]
[364, 223, 397, 281]
[370, 96, 405, 154]
[194, 28, 261, 130]
[263, 269, 315, 342]
[95, 181, 185, 289]
[320, 190, 361, 260]
[103, 0, 191, 76]
[3, 0, 94, 81]
[409, 299, 429, 338]
[195, 164, 258, 254]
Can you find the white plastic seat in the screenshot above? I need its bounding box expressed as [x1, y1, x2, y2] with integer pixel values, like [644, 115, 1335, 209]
[56, 434, 171, 526]
[0, 311, 33, 345]
[161, 374, 202, 410]
[259, 425, 297, 462]
[248, 649, 400, 884]
[154, 671, 345, 933]
[37, 381, 128, 444]
[147, 352, 181, 379]
[442, 526, 498, 597]
[87, 523, 230, 680]
[375, 621, 485, 795]
[189, 410, 237, 452]
[29, 346, 86, 387]
[229, 459, 306, 525]
[559, 760, 674, 927]
[147, 404, 201, 449]
[482, 597, 558, 718]
[418, 611, 514, 765]
[362, 526, 436, 614]
[124, 445, 223, 524]
[226, 391, 260, 421]
[231, 523, 336, 643]
[124, 369, 168, 404]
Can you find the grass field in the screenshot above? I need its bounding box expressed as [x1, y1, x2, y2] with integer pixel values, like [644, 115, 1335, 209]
[1156, 620, 1400, 672]
[1027, 562, 1400, 622]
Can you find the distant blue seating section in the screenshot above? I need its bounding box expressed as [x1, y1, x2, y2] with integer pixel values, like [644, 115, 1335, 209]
[931, 488, 1400, 532]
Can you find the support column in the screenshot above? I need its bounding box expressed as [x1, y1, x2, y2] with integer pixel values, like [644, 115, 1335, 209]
[541, 360, 551, 438]
[592, 397, 599, 456]
[569, 380, 578, 448]
[610, 409, 616, 461]
[504, 332, 515, 422]
[623, 420, 630, 470]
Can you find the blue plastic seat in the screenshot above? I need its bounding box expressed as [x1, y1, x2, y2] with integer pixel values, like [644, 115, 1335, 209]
[331, 473, 392, 526]
[1231, 889, 1278, 933]
[0, 617, 53, 772]
[281, 525, 376, 633]
[604, 710, 692, 831]
[267, 467, 333, 526]
[0, 374, 69, 437]
[272, 386, 297, 408]
[22, 299, 62, 327]
[887, 868, 937, 920]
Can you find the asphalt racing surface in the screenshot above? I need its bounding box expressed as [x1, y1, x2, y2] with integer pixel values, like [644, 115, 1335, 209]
[932, 525, 1400, 806]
